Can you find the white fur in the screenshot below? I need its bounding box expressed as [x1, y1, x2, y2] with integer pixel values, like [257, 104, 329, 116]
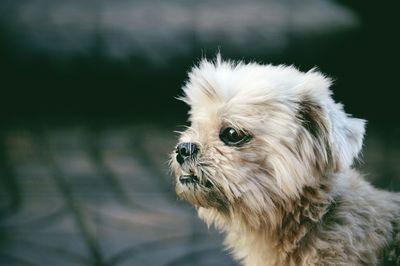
[170, 56, 400, 266]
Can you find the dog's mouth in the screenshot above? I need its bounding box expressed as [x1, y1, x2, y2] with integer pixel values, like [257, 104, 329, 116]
[176, 173, 228, 211]
[178, 175, 213, 188]
[179, 175, 199, 185]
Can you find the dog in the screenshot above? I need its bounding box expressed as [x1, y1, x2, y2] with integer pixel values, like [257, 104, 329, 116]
[169, 55, 400, 266]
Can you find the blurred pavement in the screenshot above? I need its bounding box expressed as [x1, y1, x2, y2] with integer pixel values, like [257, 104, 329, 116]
[0, 122, 236, 266]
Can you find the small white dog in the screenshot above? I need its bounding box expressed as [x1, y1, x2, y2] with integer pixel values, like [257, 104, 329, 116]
[170, 55, 400, 266]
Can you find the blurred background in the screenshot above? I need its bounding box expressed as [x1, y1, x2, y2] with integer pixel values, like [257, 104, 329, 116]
[0, 0, 399, 265]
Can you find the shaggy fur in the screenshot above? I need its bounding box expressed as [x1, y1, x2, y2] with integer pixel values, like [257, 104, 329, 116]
[170, 55, 400, 266]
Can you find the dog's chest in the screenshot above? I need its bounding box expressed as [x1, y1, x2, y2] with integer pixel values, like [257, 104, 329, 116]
[224, 229, 284, 266]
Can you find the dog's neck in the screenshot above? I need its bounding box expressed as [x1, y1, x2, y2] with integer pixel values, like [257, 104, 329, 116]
[273, 182, 335, 254]
[198, 173, 338, 265]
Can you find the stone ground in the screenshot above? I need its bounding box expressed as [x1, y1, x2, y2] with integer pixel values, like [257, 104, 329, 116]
[0, 121, 399, 266]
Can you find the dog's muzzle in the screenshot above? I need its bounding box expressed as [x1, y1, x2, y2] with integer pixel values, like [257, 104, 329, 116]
[176, 142, 205, 186]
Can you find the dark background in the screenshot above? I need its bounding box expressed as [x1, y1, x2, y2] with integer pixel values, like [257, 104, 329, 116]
[0, 0, 399, 265]
[1, 0, 399, 125]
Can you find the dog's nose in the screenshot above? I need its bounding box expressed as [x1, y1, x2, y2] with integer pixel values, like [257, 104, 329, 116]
[176, 142, 198, 165]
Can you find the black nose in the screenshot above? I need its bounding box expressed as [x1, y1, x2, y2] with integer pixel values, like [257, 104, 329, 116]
[176, 142, 198, 165]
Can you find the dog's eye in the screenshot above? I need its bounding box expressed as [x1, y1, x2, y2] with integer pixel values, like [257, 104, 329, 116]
[219, 127, 251, 146]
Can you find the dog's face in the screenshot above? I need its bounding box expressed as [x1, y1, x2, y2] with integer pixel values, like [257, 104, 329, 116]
[170, 57, 365, 224]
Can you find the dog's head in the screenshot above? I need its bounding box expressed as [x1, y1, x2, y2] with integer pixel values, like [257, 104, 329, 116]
[170, 56, 365, 224]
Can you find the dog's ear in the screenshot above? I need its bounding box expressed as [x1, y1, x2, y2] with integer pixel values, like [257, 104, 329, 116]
[297, 70, 366, 172]
[326, 102, 366, 171]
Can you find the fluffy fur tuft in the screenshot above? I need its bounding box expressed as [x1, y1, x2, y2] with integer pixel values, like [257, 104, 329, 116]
[170, 56, 400, 266]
